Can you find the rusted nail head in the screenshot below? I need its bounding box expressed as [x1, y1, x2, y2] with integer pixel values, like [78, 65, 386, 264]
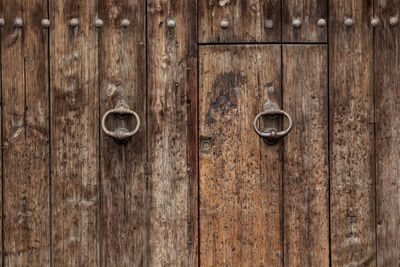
[166, 18, 176, 28]
[317, 18, 326, 27]
[121, 19, 130, 28]
[292, 18, 302, 28]
[14, 18, 23, 28]
[265, 19, 273, 29]
[370, 17, 379, 27]
[390, 16, 399, 26]
[69, 18, 79, 27]
[95, 19, 104, 28]
[41, 19, 50, 28]
[220, 18, 229, 29]
[344, 18, 353, 27]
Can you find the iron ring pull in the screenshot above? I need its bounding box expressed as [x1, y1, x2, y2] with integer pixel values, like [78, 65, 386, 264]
[253, 109, 293, 144]
[101, 102, 140, 142]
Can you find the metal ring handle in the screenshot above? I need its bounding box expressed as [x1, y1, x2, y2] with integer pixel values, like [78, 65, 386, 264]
[101, 104, 140, 141]
[253, 109, 293, 143]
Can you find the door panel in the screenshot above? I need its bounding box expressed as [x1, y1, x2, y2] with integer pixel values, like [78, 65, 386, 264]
[375, 0, 400, 265]
[282, 0, 327, 42]
[199, 45, 329, 266]
[199, 0, 281, 43]
[50, 1, 99, 266]
[199, 45, 282, 266]
[1, 0, 49, 265]
[98, 0, 146, 266]
[329, 0, 376, 266]
[282, 45, 329, 266]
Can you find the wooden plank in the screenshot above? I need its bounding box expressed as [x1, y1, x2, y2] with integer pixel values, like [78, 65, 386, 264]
[282, 45, 329, 266]
[98, 1, 147, 266]
[199, 45, 282, 266]
[0, 12, 2, 266]
[50, 1, 99, 266]
[0, 0, 50, 265]
[282, 0, 327, 42]
[375, 1, 400, 265]
[199, 0, 281, 43]
[147, 0, 198, 265]
[329, 1, 376, 266]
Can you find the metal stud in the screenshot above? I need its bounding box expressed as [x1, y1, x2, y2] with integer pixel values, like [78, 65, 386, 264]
[14, 18, 23, 28]
[389, 16, 399, 26]
[370, 17, 379, 27]
[344, 18, 353, 27]
[166, 18, 176, 29]
[121, 19, 130, 28]
[95, 19, 104, 28]
[317, 18, 326, 27]
[264, 19, 274, 29]
[41, 19, 50, 28]
[69, 18, 79, 27]
[220, 18, 229, 29]
[0, 18, 4, 27]
[292, 18, 302, 29]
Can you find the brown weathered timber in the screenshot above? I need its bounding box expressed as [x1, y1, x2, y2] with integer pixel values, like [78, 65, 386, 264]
[199, 45, 282, 266]
[199, 0, 281, 43]
[282, 0, 327, 42]
[147, 0, 198, 265]
[375, 0, 400, 265]
[98, 0, 147, 266]
[1, 0, 50, 266]
[50, 1, 99, 266]
[283, 45, 329, 266]
[329, 1, 376, 266]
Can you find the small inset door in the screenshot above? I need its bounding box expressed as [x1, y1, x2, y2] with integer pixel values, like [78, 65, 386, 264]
[199, 45, 329, 266]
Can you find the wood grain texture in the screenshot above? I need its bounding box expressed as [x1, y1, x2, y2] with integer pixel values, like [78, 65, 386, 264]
[0, 15, 2, 266]
[147, 0, 198, 265]
[98, 0, 147, 266]
[283, 45, 329, 266]
[329, 1, 376, 266]
[375, 0, 400, 266]
[1, 0, 50, 266]
[282, 0, 327, 42]
[199, 45, 282, 266]
[50, 1, 99, 266]
[199, 0, 281, 43]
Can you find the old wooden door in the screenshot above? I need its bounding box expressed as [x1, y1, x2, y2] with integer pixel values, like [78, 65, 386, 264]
[0, 0, 399, 266]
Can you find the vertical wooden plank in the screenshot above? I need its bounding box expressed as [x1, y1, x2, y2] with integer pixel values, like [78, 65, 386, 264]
[282, 0, 327, 42]
[329, 1, 376, 266]
[199, 45, 282, 266]
[50, 1, 99, 266]
[0, 11, 2, 267]
[199, 0, 281, 43]
[375, 1, 400, 265]
[1, 0, 50, 266]
[283, 45, 329, 266]
[147, 0, 198, 265]
[98, 0, 146, 266]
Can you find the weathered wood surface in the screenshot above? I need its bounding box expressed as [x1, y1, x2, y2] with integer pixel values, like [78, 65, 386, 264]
[1, 1, 400, 266]
[199, 45, 282, 266]
[1, 0, 49, 266]
[50, 1, 99, 265]
[375, 0, 400, 266]
[98, 1, 147, 266]
[282, 0, 327, 42]
[147, 0, 198, 265]
[283, 45, 329, 266]
[199, 0, 281, 43]
[329, 1, 376, 266]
